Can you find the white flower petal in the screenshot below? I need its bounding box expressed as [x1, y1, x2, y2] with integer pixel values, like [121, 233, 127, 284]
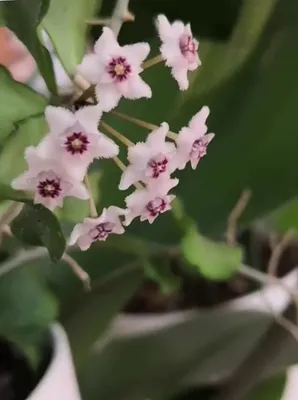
[189, 106, 210, 131]
[45, 106, 75, 134]
[160, 42, 184, 67]
[172, 66, 189, 90]
[75, 105, 102, 133]
[172, 21, 186, 38]
[77, 54, 101, 84]
[11, 172, 34, 191]
[189, 55, 201, 71]
[156, 15, 174, 41]
[94, 27, 120, 56]
[127, 142, 152, 165]
[123, 42, 150, 65]
[146, 123, 169, 147]
[119, 165, 141, 190]
[36, 134, 57, 159]
[96, 84, 122, 112]
[96, 134, 119, 158]
[68, 182, 90, 200]
[121, 75, 152, 100]
[77, 235, 93, 251]
[68, 218, 96, 246]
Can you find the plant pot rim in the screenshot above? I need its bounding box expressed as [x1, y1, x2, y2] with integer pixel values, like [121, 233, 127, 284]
[26, 323, 81, 400]
[111, 269, 298, 338]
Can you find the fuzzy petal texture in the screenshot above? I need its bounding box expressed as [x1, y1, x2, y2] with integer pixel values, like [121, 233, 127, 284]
[68, 206, 126, 250]
[76, 54, 102, 84]
[123, 42, 150, 65]
[43, 105, 114, 179]
[119, 123, 176, 190]
[75, 105, 102, 133]
[124, 177, 178, 225]
[45, 106, 76, 134]
[95, 84, 122, 112]
[156, 14, 201, 90]
[11, 147, 89, 211]
[175, 106, 214, 170]
[78, 27, 151, 112]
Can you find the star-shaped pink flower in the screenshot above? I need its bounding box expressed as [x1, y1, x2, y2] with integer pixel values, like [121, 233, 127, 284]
[11, 146, 89, 211]
[119, 123, 176, 190]
[156, 14, 201, 90]
[175, 106, 215, 170]
[77, 27, 152, 112]
[40, 105, 119, 181]
[68, 206, 126, 250]
[124, 178, 178, 225]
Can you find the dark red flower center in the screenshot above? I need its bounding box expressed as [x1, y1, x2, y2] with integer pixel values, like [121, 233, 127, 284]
[146, 197, 167, 217]
[107, 57, 131, 82]
[37, 178, 62, 198]
[191, 138, 207, 158]
[65, 132, 89, 155]
[179, 34, 197, 62]
[90, 222, 115, 241]
[147, 155, 168, 178]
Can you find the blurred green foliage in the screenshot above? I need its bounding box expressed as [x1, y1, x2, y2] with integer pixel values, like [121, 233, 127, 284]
[0, 0, 297, 399]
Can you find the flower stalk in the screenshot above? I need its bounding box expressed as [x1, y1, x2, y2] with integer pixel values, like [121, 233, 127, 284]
[142, 54, 164, 69]
[112, 110, 178, 140]
[101, 121, 134, 147]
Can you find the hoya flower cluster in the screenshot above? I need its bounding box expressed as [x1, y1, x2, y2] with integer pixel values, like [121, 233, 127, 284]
[12, 15, 215, 251]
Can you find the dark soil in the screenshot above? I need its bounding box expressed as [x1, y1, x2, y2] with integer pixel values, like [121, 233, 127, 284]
[0, 335, 52, 400]
[124, 229, 298, 313]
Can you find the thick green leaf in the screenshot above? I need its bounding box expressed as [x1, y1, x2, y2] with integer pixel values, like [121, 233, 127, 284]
[181, 226, 242, 280]
[79, 305, 289, 400]
[2, 0, 57, 95]
[43, 0, 101, 75]
[247, 375, 286, 400]
[0, 115, 47, 184]
[0, 67, 47, 143]
[65, 262, 144, 368]
[262, 197, 298, 234]
[0, 183, 31, 203]
[0, 264, 57, 357]
[11, 203, 66, 262]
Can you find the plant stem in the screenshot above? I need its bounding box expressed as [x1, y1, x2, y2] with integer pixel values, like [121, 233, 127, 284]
[110, 0, 130, 37]
[142, 54, 164, 69]
[0, 248, 48, 278]
[112, 111, 178, 140]
[62, 253, 91, 291]
[113, 156, 126, 172]
[84, 175, 98, 218]
[101, 121, 134, 147]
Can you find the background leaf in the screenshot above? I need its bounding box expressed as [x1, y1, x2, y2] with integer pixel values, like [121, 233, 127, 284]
[43, 0, 102, 76]
[0, 67, 47, 143]
[0, 115, 47, 184]
[181, 226, 243, 280]
[2, 0, 57, 95]
[11, 203, 66, 262]
[0, 264, 57, 365]
[247, 375, 286, 400]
